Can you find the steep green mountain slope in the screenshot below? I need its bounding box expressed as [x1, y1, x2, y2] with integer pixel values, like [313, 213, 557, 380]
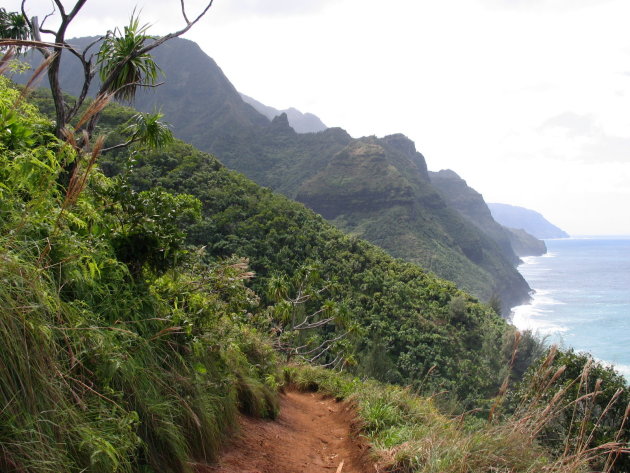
[205, 113, 530, 310]
[5, 60, 627, 473]
[430, 170, 546, 257]
[12, 80, 525, 406]
[505, 227, 548, 256]
[102, 142, 515, 402]
[295, 137, 531, 311]
[488, 203, 570, 239]
[0, 76, 280, 473]
[17, 37, 531, 312]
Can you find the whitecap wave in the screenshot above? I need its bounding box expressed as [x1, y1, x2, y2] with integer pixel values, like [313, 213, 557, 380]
[612, 363, 630, 381]
[589, 355, 630, 381]
[510, 289, 567, 336]
[531, 289, 566, 305]
[520, 256, 539, 265]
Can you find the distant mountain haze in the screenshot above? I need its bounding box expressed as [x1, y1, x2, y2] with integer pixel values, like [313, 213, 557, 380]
[488, 203, 570, 239]
[240, 93, 327, 133]
[13, 37, 271, 150]
[16, 36, 535, 313]
[429, 170, 546, 258]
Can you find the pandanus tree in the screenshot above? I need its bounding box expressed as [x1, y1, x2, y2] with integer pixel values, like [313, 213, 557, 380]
[0, 7, 30, 51]
[0, 0, 214, 146]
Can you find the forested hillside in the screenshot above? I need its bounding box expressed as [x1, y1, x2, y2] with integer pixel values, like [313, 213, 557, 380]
[430, 170, 547, 257]
[2, 50, 628, 473]
[0, 73, 522, 471]
[15, 37, 532, 312]
[94, 98, 518, 400]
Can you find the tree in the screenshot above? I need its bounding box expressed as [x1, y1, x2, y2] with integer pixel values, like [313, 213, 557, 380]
[1, 0, 213, 142]
[264, 265, 353, 369]
[0, 7, 30, 52]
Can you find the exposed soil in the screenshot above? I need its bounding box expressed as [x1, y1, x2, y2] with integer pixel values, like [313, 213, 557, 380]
[198, 390, 372, 473]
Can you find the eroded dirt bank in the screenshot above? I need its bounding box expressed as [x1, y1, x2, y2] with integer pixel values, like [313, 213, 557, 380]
[199, 390, 372, 473]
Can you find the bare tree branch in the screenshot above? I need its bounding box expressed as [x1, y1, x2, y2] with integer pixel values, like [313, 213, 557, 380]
[101, 138, 135, 154]
[39, 7, 57, 32]
[302, 331, 349, 357]
[179, 0, 190, 24]
[293, 316, 335, 331]
[53, 0, 67, 19]
[319, 354, 342, 368]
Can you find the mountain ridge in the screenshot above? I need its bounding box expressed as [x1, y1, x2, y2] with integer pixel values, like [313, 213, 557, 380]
[429, 170, 546, 258]
[16, 36, 531, 312]
[488, 203, 570, 239]
[240, 92, 327, 133]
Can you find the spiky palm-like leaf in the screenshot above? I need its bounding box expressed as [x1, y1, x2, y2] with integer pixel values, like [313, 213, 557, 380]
[0, 8, 30, 52]
[124, 111, 174, 149]
[97, 15, 160, 102]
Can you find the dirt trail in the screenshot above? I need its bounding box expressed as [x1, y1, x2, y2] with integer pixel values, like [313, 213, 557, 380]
[199, 391, 371, 473]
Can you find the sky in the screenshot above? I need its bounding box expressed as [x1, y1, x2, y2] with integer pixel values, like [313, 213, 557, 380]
[8, 0, 630, 235]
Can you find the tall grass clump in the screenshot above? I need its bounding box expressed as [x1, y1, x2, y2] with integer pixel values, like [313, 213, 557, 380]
[507, 346, 629, 473]
[285, 361, 628, 473]
[0, 75, 279, 472]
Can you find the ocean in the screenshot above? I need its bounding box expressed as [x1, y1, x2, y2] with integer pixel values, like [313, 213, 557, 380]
[511, 237, 630, 380]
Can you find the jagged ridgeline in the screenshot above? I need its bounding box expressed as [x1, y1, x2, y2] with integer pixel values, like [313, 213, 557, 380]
[429, 170, 547, 258]
[3, 72, 524, 396]
[15, 36, 534, 313]
[0, 75, 529, 470]
[5, 54, 629, 473]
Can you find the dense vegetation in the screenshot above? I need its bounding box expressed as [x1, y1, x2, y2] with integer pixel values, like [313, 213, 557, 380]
[286, 361, 628, 473]
[14, 37, 533, 312]
[2, 58, 628, 473]
[87, 98, 522, 405]
[0, 76, 279, 472]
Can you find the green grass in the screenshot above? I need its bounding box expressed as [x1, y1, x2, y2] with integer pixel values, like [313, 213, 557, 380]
[0, 76, 279, 473]
[283, 363, 627, 473]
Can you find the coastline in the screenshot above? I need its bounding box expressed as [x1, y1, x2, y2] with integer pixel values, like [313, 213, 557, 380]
[510, 238, 630, 382]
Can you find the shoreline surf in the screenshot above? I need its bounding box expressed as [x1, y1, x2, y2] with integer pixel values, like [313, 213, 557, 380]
[510, 237, 630, 381]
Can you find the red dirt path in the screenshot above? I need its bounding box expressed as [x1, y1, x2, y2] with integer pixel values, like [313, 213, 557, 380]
[199, 391, 373, 473]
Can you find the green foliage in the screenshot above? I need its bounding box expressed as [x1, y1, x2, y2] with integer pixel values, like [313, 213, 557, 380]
[98, 14, 160, 102]
[0, 77, 278, 473]
[20, 79, 543, 407]
[0, 9, 30, 51]
[123, 111, 174, 149]
[4, 52, 626, 473]
[260, 263, 353, 367]
[104, 182, 201, 276]
[96, 136, 519, 407]
[512, 347, 629, 472]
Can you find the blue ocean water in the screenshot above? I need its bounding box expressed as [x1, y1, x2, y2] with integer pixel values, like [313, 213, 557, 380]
[511, 237, 630, 380]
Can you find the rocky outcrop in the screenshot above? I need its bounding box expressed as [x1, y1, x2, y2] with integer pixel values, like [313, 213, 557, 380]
[505, 227, 547, 257]
[297, 142, 415, 218]
[240, 93, 327, 133]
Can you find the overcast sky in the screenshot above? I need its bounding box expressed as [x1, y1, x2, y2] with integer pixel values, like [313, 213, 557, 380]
[9, 0, 630, 235]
